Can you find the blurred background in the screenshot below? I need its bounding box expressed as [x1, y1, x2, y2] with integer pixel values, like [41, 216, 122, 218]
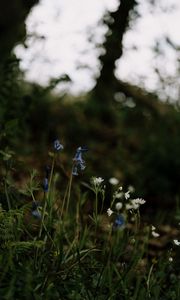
[1, 0, 180, 218]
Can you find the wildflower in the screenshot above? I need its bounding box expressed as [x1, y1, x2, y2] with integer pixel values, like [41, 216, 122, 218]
[54, 139, 64, 151]
[91, 177, 104, 186]
[113, 214, 125, 230]
[107, 208, 113, 217]
[128, 185, 135, 193]
[32, 209, 42, 219]
[115, 202, 123, 211]
[132, 198, 146, 205]
[72, 165, 78, 176]
[113, 191, 123, 199]
[152, 231, 160, 238]
[32, 202, 42, 219]
[45, 165, 51, 178]
[130, 202, 139, 210]
[125, 191, 130, 200]
[125, 203, 133, 210]
[43, 177, 49, 192]
[173, 239, 180, 246]
[151, 225, 160, 237]
[169, 257, 173, 262]
[125, 198, 146, 211]
[72, 146, 88, 176]
[109, 177, 119, 185]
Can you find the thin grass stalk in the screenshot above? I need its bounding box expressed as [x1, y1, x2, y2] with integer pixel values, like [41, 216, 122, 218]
[66, 166, 73, 214]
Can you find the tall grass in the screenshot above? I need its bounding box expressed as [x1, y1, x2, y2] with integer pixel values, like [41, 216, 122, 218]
[0, 140, 179, 300]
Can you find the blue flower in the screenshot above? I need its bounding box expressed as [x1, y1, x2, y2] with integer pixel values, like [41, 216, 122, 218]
[43, 177, 49, 192]
[53, 139, 64, 151]
[113, 214, 125, 230]
[31, 201, 42, 219]
[45, 165, 51, 178]
[32, 209, 42, 219]
[72, 146, 88, 176]
[72, 165, 78, 176]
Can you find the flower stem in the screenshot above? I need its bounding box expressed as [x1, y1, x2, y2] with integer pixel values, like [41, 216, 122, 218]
[66, 166, 73, 214]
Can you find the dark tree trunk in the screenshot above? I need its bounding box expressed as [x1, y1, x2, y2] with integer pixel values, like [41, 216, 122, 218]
[93, 0, 137, 111]
[0, 0, 39, 62]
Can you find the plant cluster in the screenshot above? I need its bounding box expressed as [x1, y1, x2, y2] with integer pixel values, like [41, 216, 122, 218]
[0, 140, 179, 300]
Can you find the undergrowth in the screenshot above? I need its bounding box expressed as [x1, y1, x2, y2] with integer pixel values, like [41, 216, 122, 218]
[0, 139, 179, 300]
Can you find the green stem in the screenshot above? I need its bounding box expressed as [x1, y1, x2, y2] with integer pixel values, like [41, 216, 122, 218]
[30, 190, 36, 204]
[38, 192, 47, 238]
[60, 184, 69, 218]
[48, 153, 56, 198]
[147, 263, 154, 297]
[66, 167, 73, 214]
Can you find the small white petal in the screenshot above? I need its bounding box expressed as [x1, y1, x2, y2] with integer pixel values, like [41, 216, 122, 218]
[125, 191, 130, 200]
[152, 231, 160, 238]
[114, 192, 123, 199]
[125, 204, 133, 210]
[132, 203, 139, 210]
[132, 198, 146, 205]
[107, 208, 113, 217]
[128, 185, 135, 193]
[92, 177, 104, 186]
[109, 177, 119, 185]
[173, 239, 180, 246]
[115, 202, 123, 211]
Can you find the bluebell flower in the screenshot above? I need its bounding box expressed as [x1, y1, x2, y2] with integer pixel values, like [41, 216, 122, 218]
[53, 139, 64, 151]
[45, 165, 51, 178]
[113, 214, 125, 230]
[31, 201, 42, 219]
[32, 209, 41, 219]
[72, 146, 88, 176]
[72, 165, 78, 176]
[43, 177, 49, 192]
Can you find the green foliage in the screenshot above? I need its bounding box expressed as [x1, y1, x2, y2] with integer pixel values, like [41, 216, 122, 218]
[0, 142, 179, 299]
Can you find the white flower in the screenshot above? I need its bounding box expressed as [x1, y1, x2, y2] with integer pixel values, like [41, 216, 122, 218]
[169, 257, 173, 262]
[131, 203, 139, 210]
[125, 191, 130, 200]
[132, 198, 146, 205]
[113, 191, 123, 199]
[107, 208, 113, 217]
[128, 185, 135, 193]
[173, 239, 180, 246]
[152, 231, 160, 238]
[115, 202, 123, 211]
[125, 203, 133, 210]
[151, 225, 160, 237]
[109, 177, 119, 185]
[92, 177, 104, 186]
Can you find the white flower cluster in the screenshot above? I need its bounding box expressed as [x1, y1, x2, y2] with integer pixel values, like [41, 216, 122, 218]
[107, 202, 123, 217]
[151, 225, 160, 238]
[107, 201, 123, 216]
[125, 198, 146, 210]
[107, 185, 146, 220]
[92, 177, 104, 186]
